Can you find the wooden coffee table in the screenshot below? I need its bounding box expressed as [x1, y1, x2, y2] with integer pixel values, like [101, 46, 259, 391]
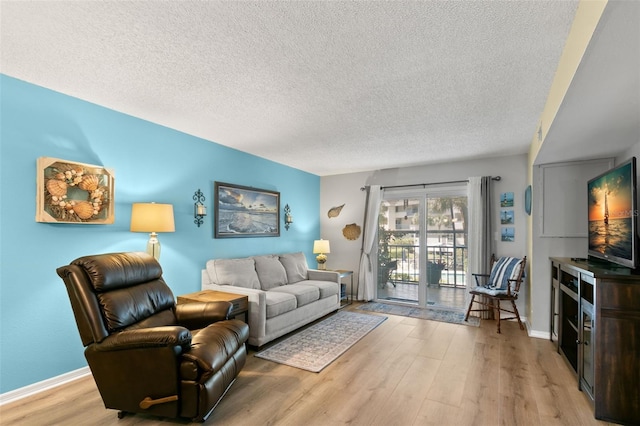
[177, 290, 249, 322]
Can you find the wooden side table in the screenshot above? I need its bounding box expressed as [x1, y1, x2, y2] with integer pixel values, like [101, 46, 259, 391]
[331, 270, 354, 307]
[177, 290, 249, 322]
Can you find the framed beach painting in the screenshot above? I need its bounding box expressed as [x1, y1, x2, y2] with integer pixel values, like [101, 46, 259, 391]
[36, 157, 114, 224]
[214, 182, 280, 238]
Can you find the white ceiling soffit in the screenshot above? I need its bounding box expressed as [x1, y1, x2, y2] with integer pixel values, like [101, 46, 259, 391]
[535, 0, 640, 166]
[1, 1, 579, 176]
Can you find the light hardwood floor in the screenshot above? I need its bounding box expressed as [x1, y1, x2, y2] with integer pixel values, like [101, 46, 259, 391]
[1, 303, 613, 426]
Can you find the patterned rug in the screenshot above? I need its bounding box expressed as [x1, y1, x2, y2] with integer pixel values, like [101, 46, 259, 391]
[357, 302, 480, 327]
[255, 311, 387, 372]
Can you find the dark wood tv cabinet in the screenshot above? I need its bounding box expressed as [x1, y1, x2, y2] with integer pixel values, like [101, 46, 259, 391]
[550, 257, 640, 425]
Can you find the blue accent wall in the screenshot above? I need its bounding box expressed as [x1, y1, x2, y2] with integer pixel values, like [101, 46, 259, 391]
[0, 74, 320, 393]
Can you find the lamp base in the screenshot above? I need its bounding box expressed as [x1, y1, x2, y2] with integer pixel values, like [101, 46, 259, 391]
[146, 232, 161, 260]
[316, 254, 327, 270]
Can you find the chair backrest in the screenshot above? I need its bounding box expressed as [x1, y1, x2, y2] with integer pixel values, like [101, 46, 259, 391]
[56, 252, 177, 346]
[488, 255, 526, 292]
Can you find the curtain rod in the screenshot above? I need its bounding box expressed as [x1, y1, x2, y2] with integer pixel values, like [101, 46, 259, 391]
[360, 176, 501, 191]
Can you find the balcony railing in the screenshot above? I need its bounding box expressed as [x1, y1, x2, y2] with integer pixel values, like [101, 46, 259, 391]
[380, 232, 468, 289]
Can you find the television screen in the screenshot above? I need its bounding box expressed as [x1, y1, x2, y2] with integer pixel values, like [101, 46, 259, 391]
[588, 157, 638, 269]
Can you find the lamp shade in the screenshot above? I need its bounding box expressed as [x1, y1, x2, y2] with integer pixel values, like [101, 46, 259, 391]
[130, 203, 175, 233]
[313, 239, 330, 254]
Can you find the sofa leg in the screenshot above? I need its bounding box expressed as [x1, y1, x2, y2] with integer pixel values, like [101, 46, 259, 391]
[117, 411, 128, 419]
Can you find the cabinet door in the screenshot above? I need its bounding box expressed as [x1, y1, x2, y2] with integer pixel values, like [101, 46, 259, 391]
[579, 301, 594, 400]
[550, 262, 560, 344]
[596, 281, 640, 423]
[559, 288, 579, 372]
[551, 281, 560, 344]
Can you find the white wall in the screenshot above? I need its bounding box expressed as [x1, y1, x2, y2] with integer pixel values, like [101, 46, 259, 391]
[527, 161, 613, 338]
[619, 142, 640, 168]
[320, 154, 529, 314]
[528, 140, 640, 337]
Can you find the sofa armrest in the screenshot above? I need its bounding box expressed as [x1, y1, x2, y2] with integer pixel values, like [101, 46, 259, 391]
[175, 301, 232, 329]
[308, 269, 340, 283]
[200, 283, 267, 339]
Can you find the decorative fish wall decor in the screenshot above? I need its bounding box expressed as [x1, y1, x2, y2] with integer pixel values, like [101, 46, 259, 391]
[327, 204, 345, 218]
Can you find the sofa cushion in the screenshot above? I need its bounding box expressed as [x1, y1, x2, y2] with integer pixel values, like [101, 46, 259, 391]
[205, 258, 260, 290]
[270, 284, 319, 308]
[305, 280, 339, 300]
[279, 252, 308, 284]
[254, 255, 288, 290]
[264, 291, 297, 319]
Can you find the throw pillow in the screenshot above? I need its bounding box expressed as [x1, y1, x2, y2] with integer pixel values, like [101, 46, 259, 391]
[206, 258, 260, 289]
[488, 257, 523, 290]
[254, 255, 288, 290]
[279, 252, 309, 283]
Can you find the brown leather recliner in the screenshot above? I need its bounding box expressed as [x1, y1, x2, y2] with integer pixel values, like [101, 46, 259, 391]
[56, 252, 249, 422]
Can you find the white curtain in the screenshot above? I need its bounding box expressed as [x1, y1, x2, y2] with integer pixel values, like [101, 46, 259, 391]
[358, 185, 382, 301]
[467, 176, 493, 317]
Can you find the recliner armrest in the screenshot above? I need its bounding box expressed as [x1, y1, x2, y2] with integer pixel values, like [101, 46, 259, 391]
[95, 326, 192, 351]
[175, 301, 232, 330]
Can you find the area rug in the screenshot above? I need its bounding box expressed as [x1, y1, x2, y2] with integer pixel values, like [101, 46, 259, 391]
[255, 311, 387, 372]
[357, 302, 480, 327]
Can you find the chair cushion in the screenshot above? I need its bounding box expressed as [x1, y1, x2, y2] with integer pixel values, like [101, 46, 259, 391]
[182, 319, 249, 380]
[471, 286, 511, 297]
[206, 258, 260, 289]
[279, 252, 309, 284]
[254, 255, 288, 290]
[488, 257, 523, 290]
[72, 251, 162, 291]
[98, 281, 176, 331]
[71, 252, 175, 331]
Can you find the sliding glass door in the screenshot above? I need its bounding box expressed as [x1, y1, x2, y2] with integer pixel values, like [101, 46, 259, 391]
[376, 185, 468, 310]
[377, 196, 423, 304]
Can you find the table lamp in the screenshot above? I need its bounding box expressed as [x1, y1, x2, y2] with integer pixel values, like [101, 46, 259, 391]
[130, 202, 175, 260]
[313, 239, 331, 270]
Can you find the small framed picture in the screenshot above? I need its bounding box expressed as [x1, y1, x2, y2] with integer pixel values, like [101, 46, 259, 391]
[501, 210, 514, 224]
[501, 227, 515, 242]
[36, 157, 114, 224]
[500, 192, 514, 207]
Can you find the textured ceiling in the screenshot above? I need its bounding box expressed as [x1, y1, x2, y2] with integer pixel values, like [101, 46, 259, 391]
[1, 1, 580, 176]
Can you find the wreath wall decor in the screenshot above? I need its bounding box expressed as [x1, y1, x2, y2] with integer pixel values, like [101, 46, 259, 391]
[36, 157, 115, 224]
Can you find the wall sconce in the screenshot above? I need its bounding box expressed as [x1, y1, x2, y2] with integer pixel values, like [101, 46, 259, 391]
[284, 204, 293, 230]
[193, 189, 206, 227]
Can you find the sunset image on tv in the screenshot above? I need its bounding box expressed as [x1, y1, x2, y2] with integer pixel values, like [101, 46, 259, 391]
[588, 161, 634, 260]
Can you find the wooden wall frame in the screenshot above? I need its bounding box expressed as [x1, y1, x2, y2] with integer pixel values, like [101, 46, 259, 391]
[36, 157, 114, 224]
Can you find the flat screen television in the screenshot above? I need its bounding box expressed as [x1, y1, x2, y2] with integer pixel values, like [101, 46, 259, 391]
[588, 157, 638, 269]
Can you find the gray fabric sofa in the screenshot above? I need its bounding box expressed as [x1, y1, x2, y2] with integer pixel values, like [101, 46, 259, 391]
[201, 252, 340, 347]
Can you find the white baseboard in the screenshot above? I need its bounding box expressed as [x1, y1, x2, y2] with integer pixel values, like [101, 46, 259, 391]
[0, 367, 91, 406]
[528, 329, 551, 340]
[524, 319, 551, 339]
